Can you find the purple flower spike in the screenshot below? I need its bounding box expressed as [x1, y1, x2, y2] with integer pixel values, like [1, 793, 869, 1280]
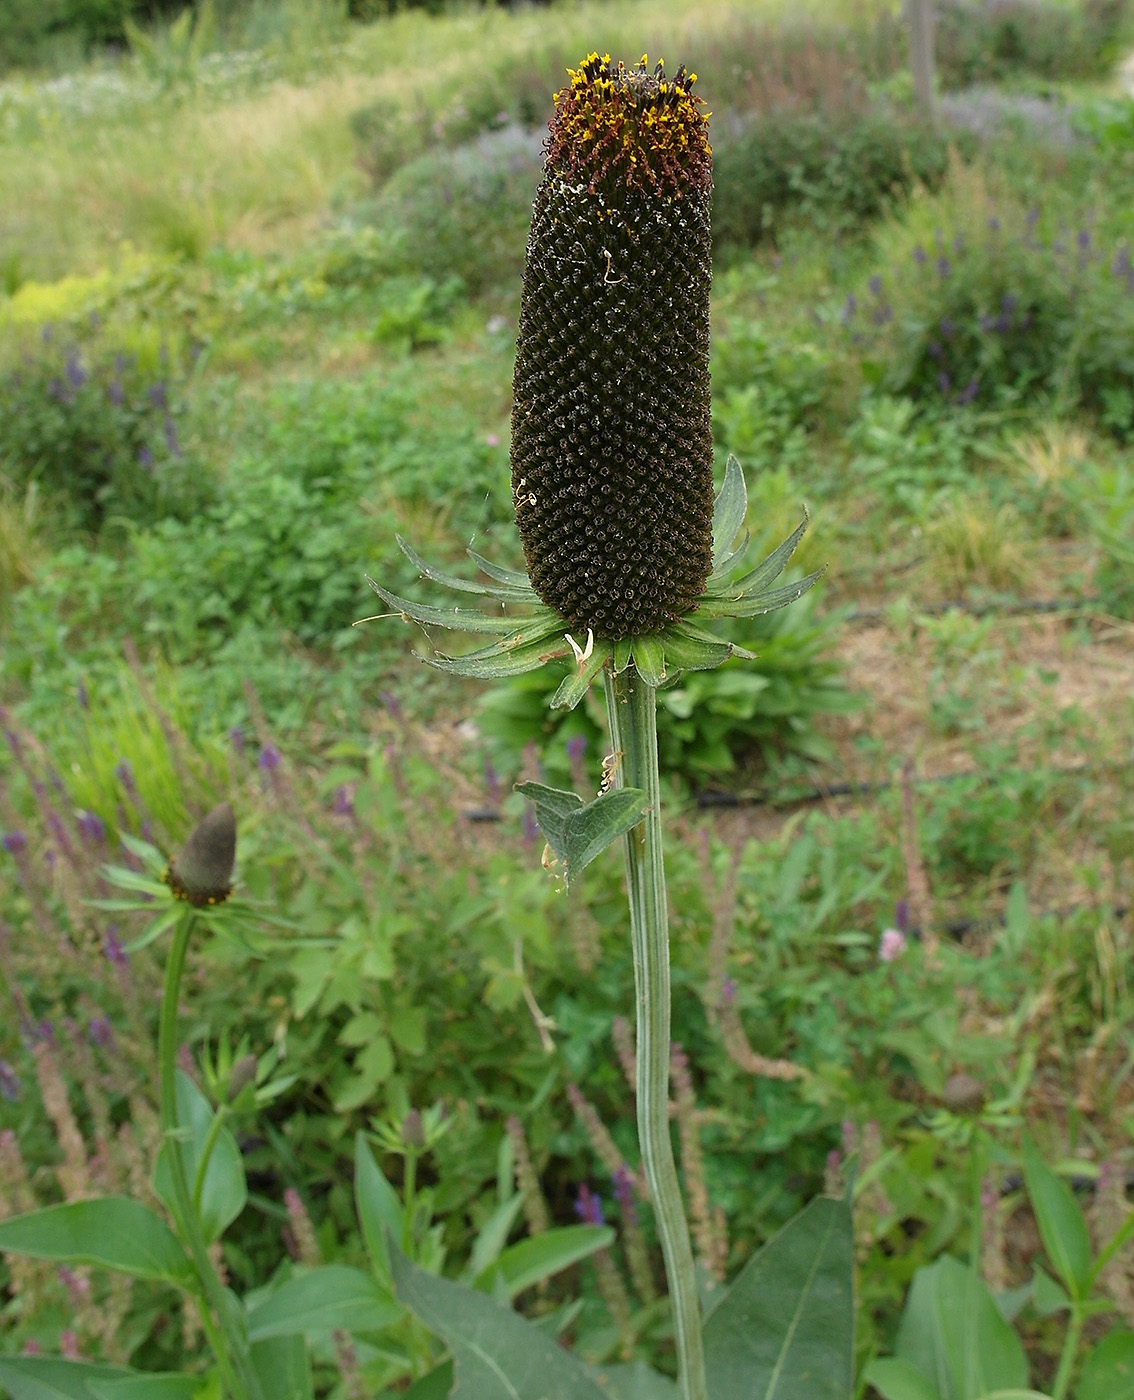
[114, 759, 136, 793]
[484, 758, 502, 803]
[868, 275, 883, 297]
[77, 811, 106, 846]
[521, 804, 540, 846]
[936, 257, 951, 278]
[1, 831, 27, 855]
[148, 382, 168, 410]
[841, 294, 857, 322]
[65, 351, 87, 389]
[137, 445, 155, 470]
[988, 215, 1001, 232]
[721, 975, 737, 1005]
[107, 381, 124, 406]
[566, 734, 587, 763]
[259, 743, 281, 772]
[379, 690, 402, 720]
[894, 899, 909, 934]
[936, 371, 952, 394]
[332, 784, 355, 817]
[104, 928, 129, 968]
[0, 1061, 20, 1102]
[229, 725, 245, 756]
[939, 317, 954, 338]
[912, 245, 927, 265]
[957, 378, 979, 406]
[77, 681, 89, 710]
[574, 1183, 605, 1226]
[88, 1016, 114, 1048]
[1077, 230, 1091, 250]
[612, 1165, 638, 1223]
[164, 415, 182, 458]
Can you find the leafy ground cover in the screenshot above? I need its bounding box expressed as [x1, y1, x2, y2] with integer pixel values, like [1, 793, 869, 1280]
[2, 0, 1134, 1395]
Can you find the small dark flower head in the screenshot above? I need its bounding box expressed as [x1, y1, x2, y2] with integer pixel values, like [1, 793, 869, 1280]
[939, 317, 955, 338]
[942, 1072, 985, 1116]
[912, 244, 927, 265]
[332, 784, 354, 817]
[164, 415, 182, 458]
[936, 371, 952, 394]
[163, 803, 236, 907]
[402, 1109, 426, 1150]
[107, 381, 124, 406]
[258, 743, 281, 772]
[227, 1053, 259, 1102]
[987, 215, 1001, 233]
[868, 275, 883, 297]
[229, 725, 245, 755]
[114, 759, 136, 792]
[957, 378, 979, 406]
[936, 257, 951, 278]
[137, 445, 155, 470]
[148, 382, 168, 410]
[1077, 229, 1091, 250]
[841, 293, 857, 323]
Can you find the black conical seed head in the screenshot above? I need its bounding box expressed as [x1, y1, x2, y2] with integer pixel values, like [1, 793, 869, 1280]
[510, 54, 714, 641]
[167, 803, 236, 907]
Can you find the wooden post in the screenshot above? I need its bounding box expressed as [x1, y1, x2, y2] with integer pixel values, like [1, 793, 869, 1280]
[906, 0, 937, 125]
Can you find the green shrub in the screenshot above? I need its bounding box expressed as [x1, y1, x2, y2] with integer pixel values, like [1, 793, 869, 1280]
[848, 201, 1134, 430]
[369, 125, 542, 292]
[711, 106, 949, 247]
[935, 0, 1131, 87]
[0, 327, 207, 529]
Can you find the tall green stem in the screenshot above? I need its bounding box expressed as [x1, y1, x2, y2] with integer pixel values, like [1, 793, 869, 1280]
[160, 909, 265, 1400]
[603, 664, 708, 1400]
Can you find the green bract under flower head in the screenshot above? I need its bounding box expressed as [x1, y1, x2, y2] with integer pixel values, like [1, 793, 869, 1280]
[510, 53, 714, 641]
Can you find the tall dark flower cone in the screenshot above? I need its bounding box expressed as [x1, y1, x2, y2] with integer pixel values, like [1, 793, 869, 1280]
[511, 54, 715, 641]
[165, 802, 236, 906]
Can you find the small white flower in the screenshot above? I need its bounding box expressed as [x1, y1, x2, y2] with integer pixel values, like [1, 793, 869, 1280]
[565, 628, 595, 666]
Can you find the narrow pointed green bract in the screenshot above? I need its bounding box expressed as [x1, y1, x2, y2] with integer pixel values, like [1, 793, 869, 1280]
[164, 803, 235, 907]
[510, 54, 715, 641]
[711, 454, 748, 571]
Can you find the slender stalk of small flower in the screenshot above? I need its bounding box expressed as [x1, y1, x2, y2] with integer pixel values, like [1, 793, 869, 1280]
[33, 1038, 89, 1202]
[566, 1082, 647, 1200]
[507, 1114, 551, 1236]
[284, 1186, 321, 1267]
[1091, 1153, 1134, 1323]
[613, 1163, 657, 1304]
[670, 1043, 725, 1283]
[611, 1015, 638, 1094]
[577, 1185, 635, 1359]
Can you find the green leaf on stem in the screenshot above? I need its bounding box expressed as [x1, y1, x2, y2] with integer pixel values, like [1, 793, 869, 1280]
[1022, 1140, 1093, 1300]
[398, 1362, 455, 1399]
[0, 1358, 154, 1400]
[0, 1198, 193, 1286]
[389, 1238, 608, 1399]
[590, 1361, 679, 1399]
[250, 1336, 314, 1400]
[473, 1224, 615, 1297]
[891, 1255, 1027, 1400]
[861, 1357, 942, 1400]
[711, 454, 747, 571]
[396, 536, 538, 602]
[515, 782, 648, 886]
[355, 1130, 405, 1290]
[630, 635, 666, 686]
[1077, 1330, 1134, 1400]
[246, 1264, 402, 1340]
[89, 1376, 206, 1399]
[153, 1070, 246, 1244]
[465, 1195, 525, 1281]
[703, 1194, 854, 1400]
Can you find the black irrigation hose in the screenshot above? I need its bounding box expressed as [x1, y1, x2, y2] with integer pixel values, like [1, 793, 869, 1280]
[693, 759, 1113, 811]
[845, 595, 1102, 625]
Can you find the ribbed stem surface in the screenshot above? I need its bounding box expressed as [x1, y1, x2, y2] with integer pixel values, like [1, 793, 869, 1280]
[160, 910, 264, 1400]
[603, 665, 707, 1400]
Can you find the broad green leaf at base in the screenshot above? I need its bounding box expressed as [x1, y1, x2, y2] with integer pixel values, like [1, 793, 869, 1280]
[703, 1194, 854, 1400]
[389, 1238, 608, 1399]
[0, 1197, 192, 1286]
